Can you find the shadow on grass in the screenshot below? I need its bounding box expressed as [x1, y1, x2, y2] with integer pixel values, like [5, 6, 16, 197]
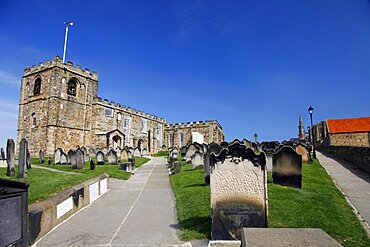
[178, 216, 211, 239]
[185, 183, 206, 188]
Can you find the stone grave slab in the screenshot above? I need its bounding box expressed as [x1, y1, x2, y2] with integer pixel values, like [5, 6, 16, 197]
[191, 151, 204, 170]
[96, 151, 105, 165]
[107, 149, 118, 164]
[6, 139, 15, 177]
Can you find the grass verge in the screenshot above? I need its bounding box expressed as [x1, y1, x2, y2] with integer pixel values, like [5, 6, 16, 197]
[152, 151, 169, 157]
[170, 159, 370, 246]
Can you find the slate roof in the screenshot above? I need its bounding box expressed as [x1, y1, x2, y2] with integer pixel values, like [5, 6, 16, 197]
[327, 117, 370, 134]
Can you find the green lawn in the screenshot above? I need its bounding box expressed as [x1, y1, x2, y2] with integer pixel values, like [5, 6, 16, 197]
[152, 150, 169, 157]
[0, 156, 150, 204]
[170, 159, 370, 246]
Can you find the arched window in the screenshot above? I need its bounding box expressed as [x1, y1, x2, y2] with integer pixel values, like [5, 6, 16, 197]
[34, 78, 41, 95]
[32, 113, 36, 127]
[25, 82, 30, 98]
[67, 79, 77, 96]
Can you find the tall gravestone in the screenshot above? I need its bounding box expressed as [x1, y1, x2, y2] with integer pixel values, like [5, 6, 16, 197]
[107, 149, 118, 164]
[38, 150, 45, 164]
[54, 148, 63, 164]
[191, 151, 204, 170]
[67, 149, 74, 164]
[96, 151, 105, 165]
[180, 146, 187, 161]
[60, 152, 68, 165]
[6, 139, 15, 177]
[210, 143, 267, 240]
[204, 143, 221, 186]
[18, 138, 28, 179]
[71, 149, 84, 169]
[272, 146, 302, 189]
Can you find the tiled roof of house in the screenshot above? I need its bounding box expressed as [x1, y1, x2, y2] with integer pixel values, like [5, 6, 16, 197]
[327, 117, 370, 134]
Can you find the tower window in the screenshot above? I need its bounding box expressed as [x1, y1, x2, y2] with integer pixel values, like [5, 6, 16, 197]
[34, 78, 41, 95]
[105, 108, 113, 117]
[67, 79, 77, 96]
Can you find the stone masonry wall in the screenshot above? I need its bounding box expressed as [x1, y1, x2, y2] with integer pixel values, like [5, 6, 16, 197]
[329, 132, 370, 147]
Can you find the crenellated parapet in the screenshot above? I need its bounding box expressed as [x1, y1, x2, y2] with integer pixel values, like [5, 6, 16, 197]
[23, 56, 98, 81]
[93, 97, 167, 123]
[167, 120, 222, 129]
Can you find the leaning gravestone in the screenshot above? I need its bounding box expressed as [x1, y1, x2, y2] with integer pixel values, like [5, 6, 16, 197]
[38, 150, 45, 164]
[107, 149, 118, 164]
[185, 144, 199, 163]
[191, 151, 204, 170]
[272, 146, 302, 189]
[295, 144, 309, 164]
[133, 148, 141, 157]
[18, 138, 28, 179]
[54, 148, 63, 164]
[210, 143, 267, 240]
[6, 139, 15, 177]
[96, 151, 105, 165]
[204, 143, 222, 186]
[60, 152, 68, 165]
[26, 150, 31, 169]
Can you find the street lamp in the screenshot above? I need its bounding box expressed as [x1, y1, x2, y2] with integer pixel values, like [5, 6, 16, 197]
[308, 105, 316, 159]
[254, 133, 258, 143]
[62, 21, 74, 63]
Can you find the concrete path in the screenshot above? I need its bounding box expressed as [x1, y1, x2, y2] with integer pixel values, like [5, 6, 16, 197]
[33, 164, 81, 174]
[35, 157, 183, 247]
[317, 151, 370, 235]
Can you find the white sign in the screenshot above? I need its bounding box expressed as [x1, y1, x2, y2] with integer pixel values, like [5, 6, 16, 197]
[99, 178, 108, 195]
[192, 131, 204, 144]
[89, 182, 99, 204]
[56, 197, 73, 219]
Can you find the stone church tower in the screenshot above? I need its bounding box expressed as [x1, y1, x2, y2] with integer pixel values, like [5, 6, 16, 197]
[17, 56, 98, 155]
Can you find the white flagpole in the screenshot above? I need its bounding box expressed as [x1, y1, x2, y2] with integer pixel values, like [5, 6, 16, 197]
[62, 21, 74, 63]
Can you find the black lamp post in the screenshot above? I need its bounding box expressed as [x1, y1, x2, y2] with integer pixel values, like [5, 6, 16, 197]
[254, 133, 258, 143]
[308, 105, 316, 159]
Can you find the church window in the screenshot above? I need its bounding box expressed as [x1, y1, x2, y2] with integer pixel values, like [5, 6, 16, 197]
[67, 79, 77, 96]
[34, 77, 41, 95]
[105, 108, 113, 117]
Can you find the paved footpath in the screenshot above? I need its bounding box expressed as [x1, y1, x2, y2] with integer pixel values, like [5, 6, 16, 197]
[317, 151, 370, 235]
[36, 157, 184, 247]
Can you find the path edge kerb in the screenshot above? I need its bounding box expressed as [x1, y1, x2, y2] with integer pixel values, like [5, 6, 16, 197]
[317, 152, 370, 237]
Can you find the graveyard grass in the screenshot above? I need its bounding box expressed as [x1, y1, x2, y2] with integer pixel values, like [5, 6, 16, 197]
[170, 159, 370, 246]
[152, 150, 169, 157]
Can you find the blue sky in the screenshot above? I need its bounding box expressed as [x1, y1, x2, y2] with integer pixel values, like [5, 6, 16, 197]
[1, 0, 370, 147]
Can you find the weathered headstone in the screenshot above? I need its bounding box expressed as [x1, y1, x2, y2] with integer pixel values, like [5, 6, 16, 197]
[18, 138, 28, 179]
[265, 152, 273, 171]
[210, 143, 267, 240]
[71, 149, 84, 169]
[116, 147, 122, 161]
[272, 146, 302, 189]
[26, 150, 31, 169]
[6, 139, 15, 177]
[96, 151, 105, 165]
[107, 149, 118, 164]
[295, 144, 309, 164]
[142, 148, 148, 156]
[173, 161, 182, 174]
[180, 146, 187, 161]
[54, 148, 63, 164]
[67, 149, 74, 164]
[88, 148, 95, 157]
[204, 143, 221, 186]
[38, 150, 45, 164]
[191, 151, 204, 170]
[60, 152, 68, 165]
[81, 146, 87, 157]
[133, 147, 141, 157]
[121, 149, 129, 161]
[185, 144, 199, 163]
[90, 160, 96, 170]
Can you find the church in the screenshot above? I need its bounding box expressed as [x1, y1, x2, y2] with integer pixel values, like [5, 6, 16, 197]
[17, 56, 224, 156]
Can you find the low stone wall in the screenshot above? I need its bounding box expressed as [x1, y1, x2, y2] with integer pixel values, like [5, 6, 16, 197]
[317, 146, 370, 173]
[28, 174, 109, 245]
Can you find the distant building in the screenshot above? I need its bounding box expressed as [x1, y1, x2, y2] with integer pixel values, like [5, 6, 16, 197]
[17, 56, 224, 155]
[312, 116, 370, 147]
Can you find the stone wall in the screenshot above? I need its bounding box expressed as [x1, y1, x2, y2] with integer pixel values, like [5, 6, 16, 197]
[329, 132, 370, 147]
[318, 146, 370, 173]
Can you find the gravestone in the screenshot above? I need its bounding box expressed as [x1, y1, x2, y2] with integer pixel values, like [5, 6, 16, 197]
[67, 149, 74, 164]
[107, 149, 118, 164]
[54, 148, 63, 164]
[48, 157, 52, 165]
[18, 138, 28, 179]
[210, 143, 267, 240]
[128, 158, 135, 169]
[133, 148, 141, 157]
[191, 151, 204, 170]
[26, 150, 31, 169]
[169, 149, 178, 168]
[120, 162, 129, 171]
[60, 152, 68, 165]
[173, 161, 182, 174]
[295, 144, 309, 163]
[81, 146, 87, 157]
[96, 151, 105, 165]
[204, 143, 221, 186]
[185, 144, 199, 163]
[88, 148, 95, 157]
[121, 149, 129, 161]
[38, 150, 45, 164]
[6, 139, 15, 177]
[220, 141, 229, 149]
[71, 149, 84, 169]
[265, 152, 273, 171]
[103, 147, 108, 155]
[162, 145, 166, 151]
[142, 148, 148, 156]
[0, 148, 4, 160]
[116, 147, 122, 161]
[0, 178, 29, 247]
[180, 146, 187, 161]
[272, 146, 302, 189]
[90, 160, 96, 170]
[84, 153, 90, 163]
